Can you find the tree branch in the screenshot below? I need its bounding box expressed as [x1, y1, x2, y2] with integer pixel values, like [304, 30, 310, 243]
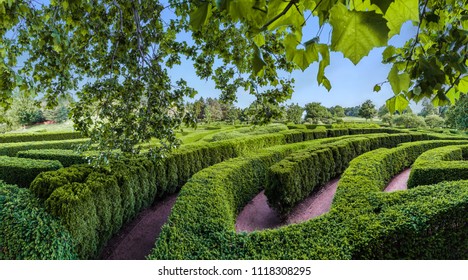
[260, 0, 299, 32]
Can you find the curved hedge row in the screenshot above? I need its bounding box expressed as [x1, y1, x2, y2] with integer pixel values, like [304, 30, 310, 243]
[0, 182, 76, 259]
[0, 156, 63, 188]
[29, 129, 335, 259]
[0, 139, 87, 157]
[149, 138, 468, 260]
[266, 133, 418, 216]
[0, 131, 83, 143]
[17, 149, 89, 167]
[407, 145, 468, 188]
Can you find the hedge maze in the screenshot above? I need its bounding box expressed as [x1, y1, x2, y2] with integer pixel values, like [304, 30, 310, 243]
[0, 127, 467, 259]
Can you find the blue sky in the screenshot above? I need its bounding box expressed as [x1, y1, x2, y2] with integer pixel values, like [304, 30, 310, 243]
[168, 16, 419, 110]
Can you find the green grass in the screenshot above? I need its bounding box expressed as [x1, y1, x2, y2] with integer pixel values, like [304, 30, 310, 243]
[7, 121, 75, 134]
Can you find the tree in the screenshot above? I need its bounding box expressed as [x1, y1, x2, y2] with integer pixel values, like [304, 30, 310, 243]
[424, 115, 445, 128]
[378, 105, 389, 118]
[1, 0, 467, 161]
[304, 102, 332, 124]
[419, 99, 438, 117]
[381, 114, 394, 127]
[328, 105, 345, 118]
[285, 103, 304, 124]
[446, 94, 468, 130]
[344, 106, 360, 117]
[358, 100, 377, 121]
[394, 113, 426, 128]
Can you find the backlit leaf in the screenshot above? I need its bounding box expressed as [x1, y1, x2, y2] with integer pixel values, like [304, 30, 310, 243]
[329, 3, 389, 65]
[384, 0, 419, 38]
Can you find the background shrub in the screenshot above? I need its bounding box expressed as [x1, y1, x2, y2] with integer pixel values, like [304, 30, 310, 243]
[0, 182, 76, 259]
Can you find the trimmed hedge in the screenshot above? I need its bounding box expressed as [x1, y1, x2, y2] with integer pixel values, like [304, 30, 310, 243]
[0, 131, 83, 143]
[266, 133, 417, 216]
[0, 156, 63, 188]
[31, 130, 324, 259]
[150, 135, 362, 259]
[0, 139, 88, 157]
[149, 137, 468, 260]
[0, 182, 76, 259]
[407, 145, 468, 188]
[17, 149, 90, 167]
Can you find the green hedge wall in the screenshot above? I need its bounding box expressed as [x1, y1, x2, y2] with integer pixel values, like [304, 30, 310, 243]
[0, 131, 83, 143]
[30, 131, 319, 259]
[407, 145, 468, 188]
[17, 149, 90, 167]
[0, 156, 63, 188]
[0, 139, 88, 157]
[149, 137, 468, 260]
[0, 182, 76, 259]
[266, 133, 417, 216]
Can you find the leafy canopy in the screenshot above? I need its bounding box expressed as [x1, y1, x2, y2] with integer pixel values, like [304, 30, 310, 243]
[1, 0, 468, 160]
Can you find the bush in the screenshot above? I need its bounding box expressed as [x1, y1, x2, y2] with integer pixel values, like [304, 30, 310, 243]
[17, 149, 89, 167]
[424, 114, 445, 128]
[0, 139, 87, 157]
[394, 113, 426, 128]
[0, 156, 63, 188]
[0, 131, 83, 143]
[407, 145, 468, 188]
[265, 133, 418, 216]
[29, 130, 314, 259]
[149, 135, 468, 260]
[0, 182, 76, 259]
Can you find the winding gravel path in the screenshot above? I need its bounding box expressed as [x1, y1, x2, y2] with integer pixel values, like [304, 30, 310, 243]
[99, 168, 412, 259]
[99, 193, 178, 260]
[384, 168, 411, 192]
[236, 178, 340, 233]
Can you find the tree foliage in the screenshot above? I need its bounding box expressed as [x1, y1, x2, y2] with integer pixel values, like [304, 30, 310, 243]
[285, 103, 304, 124]
[358, 100, 377, 120]
[445, 94, 467, 130]
[304, 102, 331, 124]
[1, 0, 468, 159]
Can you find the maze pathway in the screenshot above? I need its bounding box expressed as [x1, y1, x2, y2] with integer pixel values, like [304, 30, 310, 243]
[236, 178, 340, 232]
[100, 193, 178, 260]
[384, 168, 411, 192]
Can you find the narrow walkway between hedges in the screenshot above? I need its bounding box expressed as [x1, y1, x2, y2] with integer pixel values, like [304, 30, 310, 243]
[236, 178, 340, 233]
[384, 168, 411, 192]
[99, 193, 178, 260]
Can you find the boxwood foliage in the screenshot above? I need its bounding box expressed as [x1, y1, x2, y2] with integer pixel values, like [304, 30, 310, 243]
[31, 130, 333, 259]
[407, 145, 468, 188]
[17, 149, 90, 167]
[0, 131, 83, 143]
[0, 156, 63, 188]
[0, 139, 88, 157]
[265, 133, 426, 216]
[149, 138, 468, 260]
[0, 182, 76, 259]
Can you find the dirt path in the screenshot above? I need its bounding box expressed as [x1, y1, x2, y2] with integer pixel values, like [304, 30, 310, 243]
[236, 178, 340, 233]
[384, 168, 411, 192]
[99, 193, 178, 260]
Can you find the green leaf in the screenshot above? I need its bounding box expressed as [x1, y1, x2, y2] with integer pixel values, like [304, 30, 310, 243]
[386, 94, 409, 113]
[388, 64, 410, 94]
[253, 34, 265, 47]
[252, 45, 266, 75]
[265, 0, 304, 30]
[316, 44, 330, 86]
[446, 87, 459, 104]
[373, 84, 381, 92]
[190, 3, 212, 31]
[384, 0, 419, 38]
[321, 76, 332, 91]
[329, 3, 390, 65]
[382, 45, 396, 62]
[458, 76, 468, 93]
